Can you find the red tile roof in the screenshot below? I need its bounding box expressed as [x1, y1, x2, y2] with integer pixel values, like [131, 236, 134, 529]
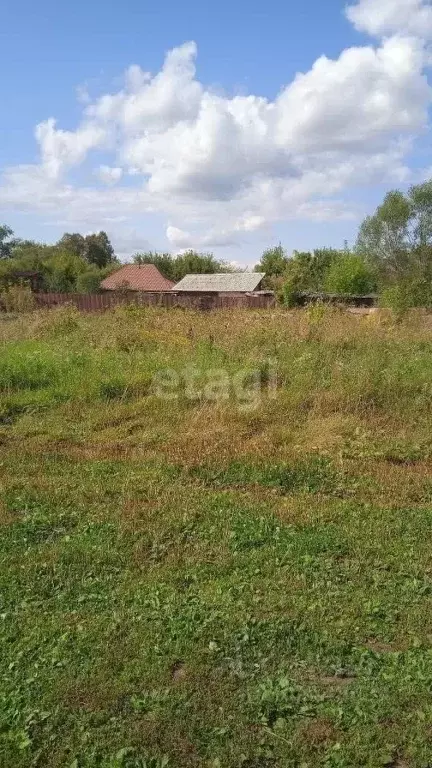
[101, 264, 175, 292]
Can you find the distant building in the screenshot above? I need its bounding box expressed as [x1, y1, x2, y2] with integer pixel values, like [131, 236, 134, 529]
[1, 270, 43, 292]
[101, 264, 175, 292]
[172, 272, 266, 296]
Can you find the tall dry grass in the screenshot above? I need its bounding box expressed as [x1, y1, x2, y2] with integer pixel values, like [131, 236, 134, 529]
[1, 304, 432, 469]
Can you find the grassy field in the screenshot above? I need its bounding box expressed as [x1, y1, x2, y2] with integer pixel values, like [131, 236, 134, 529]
[2, 305, 432, 768]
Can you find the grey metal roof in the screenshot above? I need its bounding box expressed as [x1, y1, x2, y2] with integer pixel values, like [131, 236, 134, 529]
[173, 272, 265, 292]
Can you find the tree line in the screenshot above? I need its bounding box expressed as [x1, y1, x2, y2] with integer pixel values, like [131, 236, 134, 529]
[133, 251, 232, 282]
[0, 229, 117, 293]
[254, 181, 432, 308]
[0, 229, 230, 293]
[2, 180, 432, 305]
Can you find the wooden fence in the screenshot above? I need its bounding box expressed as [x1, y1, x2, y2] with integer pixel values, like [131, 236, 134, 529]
[33, 291, 276, 312]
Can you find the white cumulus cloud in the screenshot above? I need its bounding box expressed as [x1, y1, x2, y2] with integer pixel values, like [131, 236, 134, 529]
[346, 0, 432, 38]
[35, 118, 107, 180]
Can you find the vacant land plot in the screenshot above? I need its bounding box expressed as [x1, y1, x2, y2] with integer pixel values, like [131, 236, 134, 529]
[2, 305, 432, 768]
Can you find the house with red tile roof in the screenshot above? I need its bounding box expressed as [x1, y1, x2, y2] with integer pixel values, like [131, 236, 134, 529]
[100, 264, 175, 292]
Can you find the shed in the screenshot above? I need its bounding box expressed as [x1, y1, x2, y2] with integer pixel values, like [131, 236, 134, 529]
[172, 272, 265, 294]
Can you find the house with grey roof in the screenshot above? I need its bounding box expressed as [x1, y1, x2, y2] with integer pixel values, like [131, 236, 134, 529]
[172, 272, 266, 295]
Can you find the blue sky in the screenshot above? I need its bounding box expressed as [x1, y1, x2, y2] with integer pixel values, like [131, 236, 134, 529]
[1, 0, 431, 263]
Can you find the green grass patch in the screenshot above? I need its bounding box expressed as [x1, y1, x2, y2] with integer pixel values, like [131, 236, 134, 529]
[190, 456, 339, 494]
[1, 307, 432, 766]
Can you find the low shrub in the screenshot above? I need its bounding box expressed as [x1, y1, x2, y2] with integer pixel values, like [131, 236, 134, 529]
[0, 284, 35, 313]
[380, 278, 432, 317]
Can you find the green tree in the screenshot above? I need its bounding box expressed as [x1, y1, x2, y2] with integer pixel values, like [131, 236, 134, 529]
[172, 250, 229, 282]
[356, 182, 432, 281]
[0, 242, 58, 290]
[282, 248, 343, 293]
[0, 225, 19, 259]
[84, 232, 115, 268]
[0, 229, 116, 293]
[255, 245, 288, 277]
[307, 248, 341, 289]
[134, 252, 176, 280]
[280, 252, 312, 299]
[7, 241, 53, 267]
[324, 254, 377, 295]
[43, 251, 87, 292]
[57, 233, 86, 259]
[133, 250, 231, 282]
